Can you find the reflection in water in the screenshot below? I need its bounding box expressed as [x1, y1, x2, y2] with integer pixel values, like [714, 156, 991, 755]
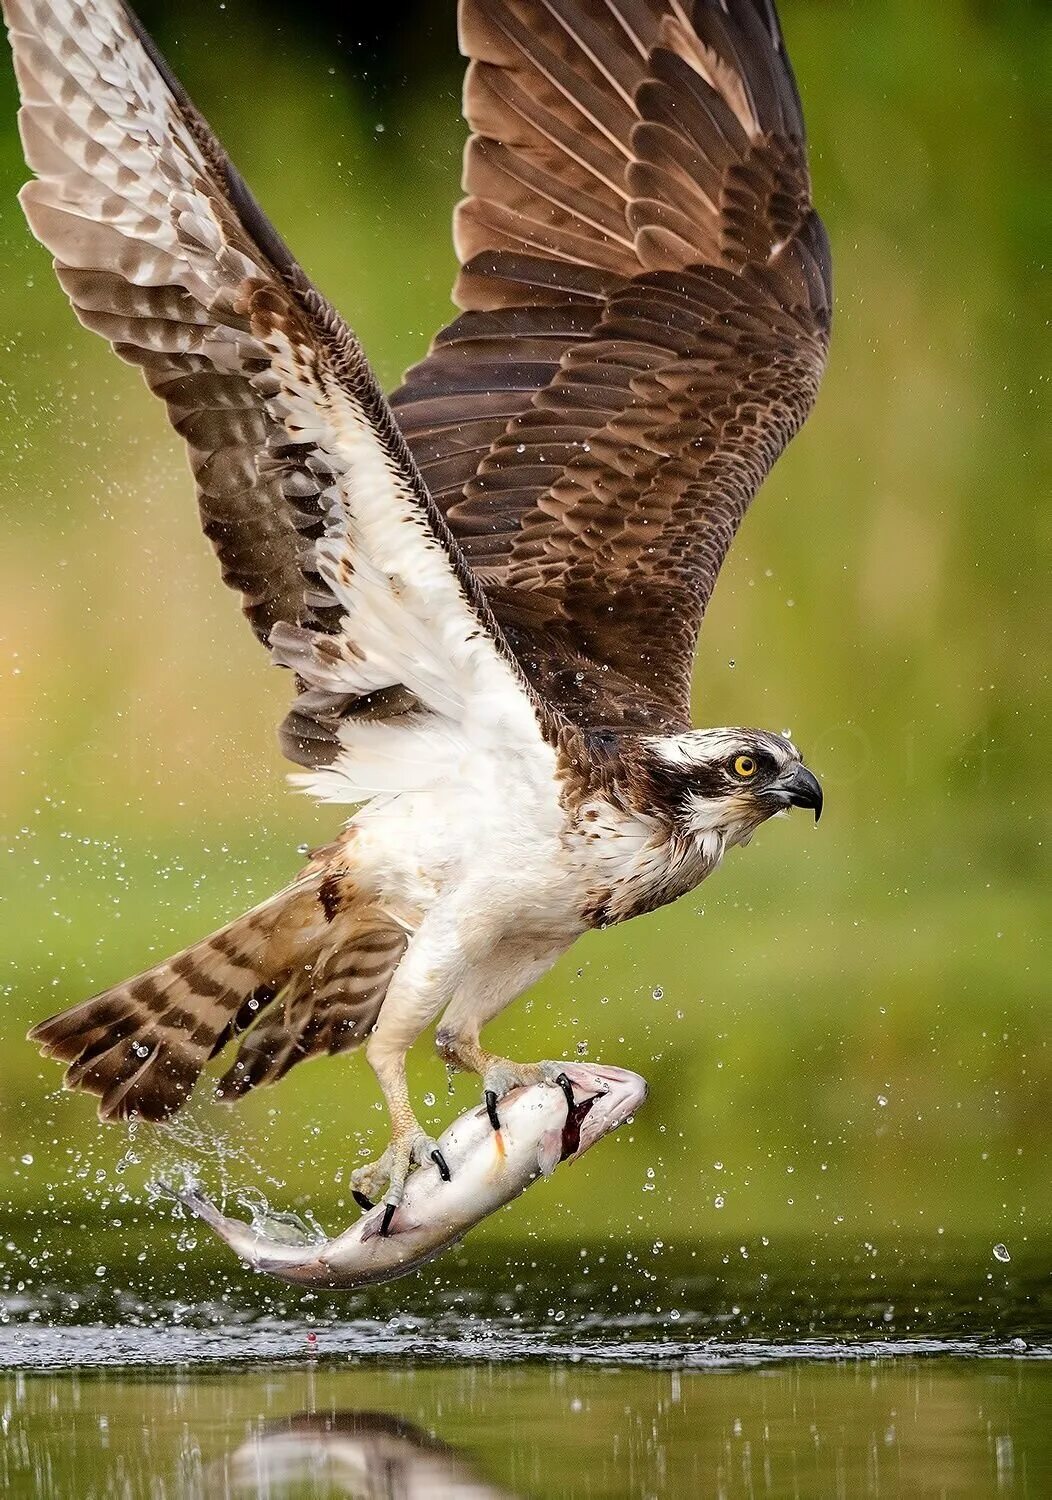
[3, 1358, 1048, 1499]
[215, 1410, 516, 1499]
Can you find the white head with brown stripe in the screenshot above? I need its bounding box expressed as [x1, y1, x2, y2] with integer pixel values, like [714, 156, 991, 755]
[634, 728, 823, 858]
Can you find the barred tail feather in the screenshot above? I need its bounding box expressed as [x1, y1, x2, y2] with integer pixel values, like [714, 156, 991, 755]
[28, 878, 323, 1122]
[215, 920, 407, 1100]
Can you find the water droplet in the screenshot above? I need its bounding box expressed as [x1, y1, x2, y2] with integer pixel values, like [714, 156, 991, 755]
[651, 986, 664, 1000]
[992, 1242, 1011, 1264]
[20, 1154, 33, 1167]
[714, 1194, 725, 1209]
[423, 1091, 436, 1108]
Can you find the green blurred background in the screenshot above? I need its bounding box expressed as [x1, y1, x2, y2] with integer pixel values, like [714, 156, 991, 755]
[0, 0, 1047, 1264]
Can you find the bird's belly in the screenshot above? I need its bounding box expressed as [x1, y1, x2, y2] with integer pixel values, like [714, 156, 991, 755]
[347, 777, 574, 934]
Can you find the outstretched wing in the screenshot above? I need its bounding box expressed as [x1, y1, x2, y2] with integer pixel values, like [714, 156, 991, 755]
[3, 0, 552, 794]
[393, 0, 831, 731]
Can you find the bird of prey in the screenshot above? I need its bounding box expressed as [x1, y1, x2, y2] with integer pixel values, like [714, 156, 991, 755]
[5, 0, 829, 1226]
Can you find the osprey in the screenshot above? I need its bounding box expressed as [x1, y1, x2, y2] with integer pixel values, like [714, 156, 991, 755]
[6, 0, 828, 1225]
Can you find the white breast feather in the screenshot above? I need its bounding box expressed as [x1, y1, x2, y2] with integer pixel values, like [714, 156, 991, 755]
[256, 327, 554, 807]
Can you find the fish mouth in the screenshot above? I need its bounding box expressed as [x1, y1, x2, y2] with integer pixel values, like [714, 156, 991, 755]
[559, 1089, 598, 1161]
[555, 1062, 648, 1162]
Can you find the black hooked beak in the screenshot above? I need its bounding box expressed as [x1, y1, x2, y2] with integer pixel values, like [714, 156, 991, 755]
[784, 764, 823, 822]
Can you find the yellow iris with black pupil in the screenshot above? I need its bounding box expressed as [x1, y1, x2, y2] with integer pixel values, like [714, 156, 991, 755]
[734, 755, 757, 779]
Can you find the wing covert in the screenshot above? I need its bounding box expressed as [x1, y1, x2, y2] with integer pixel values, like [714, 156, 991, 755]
[4, 0, 551, 787]
[393, 0, 831, 730]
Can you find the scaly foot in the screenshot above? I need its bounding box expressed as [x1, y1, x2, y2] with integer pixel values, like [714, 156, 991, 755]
[435, 1031, 598, 1131]
[481, 1057, 574, 1131]
[350, 1126, 451, 1235]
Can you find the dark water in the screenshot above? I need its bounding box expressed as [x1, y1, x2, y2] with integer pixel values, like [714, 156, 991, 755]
[1, 1224, 1048, 1496]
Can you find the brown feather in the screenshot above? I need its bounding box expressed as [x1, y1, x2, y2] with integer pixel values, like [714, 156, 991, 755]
[28, 881, 323, 1121]
[393, 0, 832, 729]
[4, 0, 540, 768]
[6, 0, 831, 744]
[215, 923, 407, 1100]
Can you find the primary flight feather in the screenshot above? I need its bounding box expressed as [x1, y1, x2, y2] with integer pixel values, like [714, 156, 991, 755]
[4, 0, 828, 1223]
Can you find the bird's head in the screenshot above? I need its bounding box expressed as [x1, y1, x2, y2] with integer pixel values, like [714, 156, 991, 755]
[636, 728, 823, 858]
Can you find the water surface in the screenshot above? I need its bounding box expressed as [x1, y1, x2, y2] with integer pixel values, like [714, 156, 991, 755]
[1, 1223, 1048, 1496]
[4, 1359, 1048, 1498]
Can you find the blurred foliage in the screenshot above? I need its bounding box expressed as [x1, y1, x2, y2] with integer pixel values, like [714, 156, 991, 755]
[0, 0, 1048, 1263]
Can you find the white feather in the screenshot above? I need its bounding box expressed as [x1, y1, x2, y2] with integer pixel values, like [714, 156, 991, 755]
[253, 319, 549, 805]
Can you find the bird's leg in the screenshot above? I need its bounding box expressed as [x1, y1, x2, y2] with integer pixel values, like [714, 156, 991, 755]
[434, 943, 571, 1129]
[348, 1045, 449, 1232]
[349, 932, 454, 1231]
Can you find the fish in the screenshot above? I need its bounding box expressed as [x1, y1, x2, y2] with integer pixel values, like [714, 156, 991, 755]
[216, 1411, 519, 1498]
[160, 1061, 646, 1288]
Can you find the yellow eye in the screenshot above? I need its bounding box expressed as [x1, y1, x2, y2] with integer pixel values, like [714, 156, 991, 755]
[734, 754, 757, 779]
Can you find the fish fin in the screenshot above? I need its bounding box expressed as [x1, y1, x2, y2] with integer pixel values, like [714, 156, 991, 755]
[537, 1129, 563, 1178]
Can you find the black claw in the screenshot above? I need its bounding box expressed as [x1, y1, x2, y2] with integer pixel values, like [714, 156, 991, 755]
[431, 1147, 451, 1182]
[380, 1202, 397, 1238]
[555, 1072, 577, 1111]
[351, 1189, 374, 1212]
[485, 1090, 501, 1132]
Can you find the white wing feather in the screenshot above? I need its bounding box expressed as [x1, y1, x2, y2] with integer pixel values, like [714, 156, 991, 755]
[3, 0, 553, 805]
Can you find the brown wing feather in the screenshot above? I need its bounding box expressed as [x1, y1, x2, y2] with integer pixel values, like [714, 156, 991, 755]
[4, 0, 334, 644]
[393, 0, 831, 729]
[7, 0, 829, 743]
[4, 0, 542, 776]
